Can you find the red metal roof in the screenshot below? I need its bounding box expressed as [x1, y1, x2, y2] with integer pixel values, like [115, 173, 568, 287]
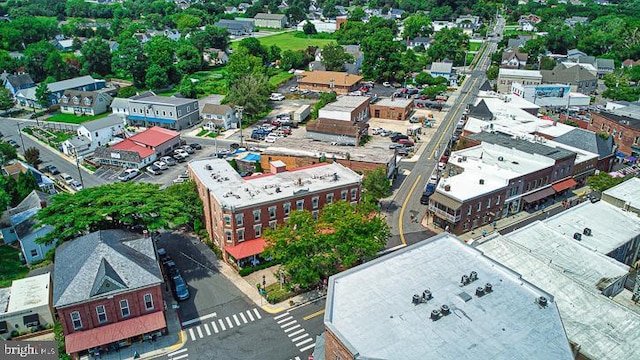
[65, 311, 166, 354]
[552, 178, 578, 192]
[225, 238, 267, 259]
[129, 126, 180, 147]
[112, 139, 155, 159]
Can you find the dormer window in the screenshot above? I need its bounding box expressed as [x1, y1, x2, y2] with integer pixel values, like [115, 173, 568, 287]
[72, 97, 80, 105]
[84, 97, 92, 106]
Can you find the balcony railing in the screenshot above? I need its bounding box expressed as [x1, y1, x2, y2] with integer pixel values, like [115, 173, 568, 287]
[429, 205, 461, 223]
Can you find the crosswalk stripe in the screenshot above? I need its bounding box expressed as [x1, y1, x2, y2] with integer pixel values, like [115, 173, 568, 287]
[204, 323, 211, 336]
[188, 328, 196, 341]
[291, 333, 309, 342]
[172, 354, 189, 360]
[239, 312, 248, 324]
[253, 308, 262, 319]
[273, 312, 289, 320]
[168, 348, 188, 356]
[299, 343, 316, 352]
[233, 314, 241, 326]
[295, 338, 313, 347]
[218, 319, 226, 331]
[246, 310, 255, 322]
[283, 324, 300, 333]
[277, 316, 293, 324]
[280, 320, 297, 328]
[288, 329, 304, 337]
[196, 326, 203, 338]
[212, 321, 219, 333]
[226, 316, 233, 328]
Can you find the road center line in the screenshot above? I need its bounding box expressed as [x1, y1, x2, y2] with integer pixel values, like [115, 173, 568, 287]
[399, 174, 422, 245]
[303, 309, 325, 320]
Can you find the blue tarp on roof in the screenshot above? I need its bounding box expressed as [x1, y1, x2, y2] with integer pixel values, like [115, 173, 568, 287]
[242, 153, 261, 162]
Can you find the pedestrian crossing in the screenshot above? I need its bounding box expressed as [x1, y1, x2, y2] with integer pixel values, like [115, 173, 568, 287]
[185, 308, 263, 341]
[287, 357, 302, 360]
[167, 347, 189, 360]
[275, 311, 316, 353]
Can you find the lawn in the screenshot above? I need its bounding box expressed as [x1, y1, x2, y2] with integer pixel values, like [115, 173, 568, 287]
[0, 246, 29, 288]
[269, 71, 294, 87]
[468, 41, 482, 51]
[46, 112, 109, 124]
[232, 32, 336, 52]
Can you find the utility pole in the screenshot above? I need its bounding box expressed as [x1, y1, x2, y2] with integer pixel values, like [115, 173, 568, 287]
[74, 149, 85, 188]
[16, 122, 26, 151]
[235, 106, 244, 148]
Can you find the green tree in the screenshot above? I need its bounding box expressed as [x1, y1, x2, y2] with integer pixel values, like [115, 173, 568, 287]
[81, 38, 112, 76]
[540, 56, 557, 70]
[279, 50, 305, 71]
[361, 27, 404, 81]
[348, 6, 366, 21]
[0, 87, 13, 115]
[36, 182, 193, 245]
[178, 77, 197, 98]
[0, 142, 18, 165]
[321, 44, 353, 72]
[263, 201, 389, 289]
[238, 37, 267, 63]
[16, 171, 40, 202]
[362, 167, 391, 204]
[586, 172, 627, 192]
[225, 74, 272, 119]
[145, 36, 176, 67]
[174, 13, 202, 34]
[24, 41, 58, 82]
[24, 147, 41, 169]
[44, 51, 69, 81]
[35, 83, 51, 108]
[145, 64, 170, 90]
[285, 5, 307, 25]
[402, 14, 433, 40]
[112, 39, 148, 87]
[486, 65, 499, 80]
[0, 174, 18, 207]
[175, 43, 202, 75]
[188, 26, 229, 52]
[427, 27, 469, 66]
[227, 47, 265, 81]
[303, 21, 317, 35]
[163, 180, 203, 231]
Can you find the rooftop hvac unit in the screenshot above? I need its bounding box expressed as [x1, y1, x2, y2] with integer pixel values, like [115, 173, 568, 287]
[423, 290, 433, 301]
[573, 232, 582, 241]
[583, 227, 592, 236]
[457, 157, 463, 163]
[412, 294, 421, 305]
[476, 286, 485, 297]
[440, 304, 450, 315]
[498, 156, 504, 161]
[479, 179, 485, 185]
[461, 275, 470, 285]
[205, 164, 212, 170]
[444, 184, 451, 192]
[484, 283, 493, 293]
[430, 309, 441, 321]
[538, 296, 548, 307]
[470, 271, 478, 280]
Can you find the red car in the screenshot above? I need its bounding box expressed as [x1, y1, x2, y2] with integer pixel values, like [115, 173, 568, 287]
[359, 86, 370, 92]
[416, 102, 425, 108]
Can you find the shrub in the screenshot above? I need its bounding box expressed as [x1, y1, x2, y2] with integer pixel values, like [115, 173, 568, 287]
[238, 260, 278, 276]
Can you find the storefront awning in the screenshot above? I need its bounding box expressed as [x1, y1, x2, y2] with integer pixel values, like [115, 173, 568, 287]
[522, 187, 556, 203]
[65, 311, 166, 354]
[615, 151, 628, 158]
[225, 238, 267, 259]
[429, 191, 462, 210]
[552, 178, 578, 192]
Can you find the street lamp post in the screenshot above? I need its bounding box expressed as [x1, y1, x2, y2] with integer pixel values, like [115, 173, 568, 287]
[235, 106, 244, 148]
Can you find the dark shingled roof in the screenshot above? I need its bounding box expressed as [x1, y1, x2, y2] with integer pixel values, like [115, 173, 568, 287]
[467, 132, 576, 160]
[468, 99, 493, 121]
[53, 229, 162, 308]
[0, 190, 50, 229]
[479, 80, 492, 91]
[554, 128, 615, 160]
[6, 74, 34, 89]
[541, 64, 597, 84]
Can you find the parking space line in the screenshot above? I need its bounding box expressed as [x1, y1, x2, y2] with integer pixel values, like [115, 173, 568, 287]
[233, 314, 241, 326]
[225, 317, 233, 328]
[212, 321, 219, 333]
[196, 326, 203, 338]
[218, 319, 226, 331]
[295, 338, 313, 347]
[283, 324, 300, 333]
[288, 329, 305, 337]
[172, 354, 189, 360]
[188, 328, 196, 341]
[277, 316, 293, 324]
[253, 308, 262, 319]
[239, 312, 248, 324]
[246, 310, 255, 322]
[204, 323, 211, 336]
[280, 320, 297, 328]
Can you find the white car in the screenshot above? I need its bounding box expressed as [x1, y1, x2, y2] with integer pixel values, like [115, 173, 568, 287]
[269, 93, 285, 101]
[60, 172, 74, 184]
[383, 82, 391, 87]
[181, 145, 194, 154]
[118, 168, 139, 182]
[264, 135, 278, 143]
[153, 161, 168, 170]
[70, 180, 83, 191]
[174, 149, 189, 157]
[160, 156, 176, 166]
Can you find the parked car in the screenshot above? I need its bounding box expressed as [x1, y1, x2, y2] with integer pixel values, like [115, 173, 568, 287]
[181, 145, 194, 154]
[438, 162, 447, 171]
[153, 161, 168, 170]
[174, 149, 189, 158]
[173, 154, 186, 162]
[173, 177, 187, 184]
[70, 180, 83, 191]
[60, 172, 74, 184]
[398, 139, 415, 147]
[161, 156, 176, 166]
[397, 148, 409, 156]
[189, 143, 202, 150]
[390, 134, 409, 142]
[269, 93, 285, 101]
[157, 248, 169, 263]
[178, 171, 189, 180]
[8, 139, 19, 148]
[420, 193, 431, 205]
[389, 143, 404, 149]
[147, 165, 163, 175]
[43, 165, 60, 175]
[239, 171, 253, 177]
[382, 81, 391, 87]
[171, 275, 190, 301]
[265, 135, 278, 143]
[118, 168, 139, 181]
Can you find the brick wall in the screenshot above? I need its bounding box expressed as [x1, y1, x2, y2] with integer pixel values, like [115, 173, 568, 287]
[588, 112, 640, 156]
[324, 327, 354, 360]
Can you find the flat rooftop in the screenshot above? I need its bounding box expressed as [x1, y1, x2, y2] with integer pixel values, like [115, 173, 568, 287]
[6, 273, 51, 313]
[321, 95, 369, 112]
[128, 95, 197, 106]
[543, 200, 640, 255]
[498, 68, 542, 78]
[325, 233, 573, 360]
[373, 97, 413, 107]
[478, 236, 640, 360]
[189, 159, 362, 210]
[603, 177, 640, 208]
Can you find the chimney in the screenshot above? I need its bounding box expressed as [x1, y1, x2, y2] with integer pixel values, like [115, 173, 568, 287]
[269, 160, 287, 174]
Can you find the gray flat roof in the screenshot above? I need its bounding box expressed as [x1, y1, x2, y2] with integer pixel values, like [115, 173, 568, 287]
[603, 177, 640, 208]
[373, 97, 413, 107]
[322, 96, 369, 112]
[325, 233, 573, 360]
[129, 95, 197, 106]
[543, 201, 640, 255]
[467, 132, 575, 160]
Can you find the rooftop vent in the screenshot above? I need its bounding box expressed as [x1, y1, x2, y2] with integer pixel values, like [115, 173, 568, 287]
[444, 184, 451, 192]
[470, 271, 478, 281]
[462, 156, 467, 161]
[461, 275, 470, 285]
[484, 283, 493, 293]
[205, 164, 212, 170]
[457, 157, 463, 163]
[412, 294, 421, 305]
[583, 227, 592, 236]
[537, 296, 548, 307]
[479, 179, 485, 185]
[440, 304, 450, 315]
[430, 309, 441, 321]
[498, 156, 504, 161]
[423, 289, 433, 301]
[573, 232, 582, 241]
[476, 286, 485, 297]
[333, 172, 338, 181]
[275, 187, 281, 193]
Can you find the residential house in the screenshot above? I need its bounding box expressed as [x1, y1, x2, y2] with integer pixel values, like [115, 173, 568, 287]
[214, 19, 254, 36]
[565, 16, 589, 28]
[519, 14, 542, 24]
[497, 69, 542, 93]
[203, 48, 229, 66]
[428, 62, 456, 86]
[622, 59, 640, 68]
[126, 96, 200, 130]
[133, 32, 152, 44]
[501, 50, 528, 69]
[15, 75, 106, 108]
[2, 73, 34, 97]
[369, 97, 413, 121]
[455, 15, 481, 34]
[201, 104, 237, 130]
[0, 273, 54, 340]
[53, 230, 167, 358]
[541, 63, 597, 94]
[342, 45, 364, 75]
[519, 20, 536, 32]
[107, 40, 119, 53]
[297, 71, 362, 95]
[0, 190, 55, 264]
[51, 38, 77, 52]
[253, 13, 287, 29]
[406, 37, 434, 50]
[189, 159, 362, 267]
[596, 58, 615, 78]
[307, 95, 370, 145]
[61, 114, 125, 157]
[318, 233, 573, 360]
[506, 35, 533, 51]
[555, 127, 615, 173]
[2, 161, 56, 194]
[60, 90, 112, 116]
[566, 49, 587, 61]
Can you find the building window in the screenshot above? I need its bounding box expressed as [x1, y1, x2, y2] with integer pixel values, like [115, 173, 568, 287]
[341, 190, 347, 200]
[486, 198, 491, 209]
[312, 196, 319, 209]
[71, 311, 82, 330]
[619, 131, 623, 139]
[30, 249, 38, 257]
[96, 305, 107, 323]
[296, 200, 304, 210]
[467, 206, 472, 215]
[120, 299, 130, 318]
[144, 293, 154, 311]
[237, 229, 245, 242]
[269, 206, 276, 219]
[269, 220, 277, 229]
[496, 195, 500, 204]
[351, 188, 357, 200]
[477, 203, 481, 212]
[283, 203, 291, 216]
[253, 209, 261, 222]
[236, 214, 244, 226]
[225, 230, 232, 242]
[635, 136, 640, 145]
[254, 225, 261, 238]
[326, 193, 334, 204]
[224, 215, 231, 226]
[312, 210, 318, 219]
[600, 123, 604, 131]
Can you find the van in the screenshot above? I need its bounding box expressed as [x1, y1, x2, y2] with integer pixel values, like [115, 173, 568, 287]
[60, 173, 74, 184]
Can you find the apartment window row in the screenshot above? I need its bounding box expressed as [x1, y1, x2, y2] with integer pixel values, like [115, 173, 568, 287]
[70, 294, 153, 331]
[130, 107, 173, 117]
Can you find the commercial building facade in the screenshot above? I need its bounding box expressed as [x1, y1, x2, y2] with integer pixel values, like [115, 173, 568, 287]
[587, 111, 640, 158]
[307, 95, 370, 146]
[369, 97, 413, 120]
[297, 71, 362, 95]
[497, 69, 542, 93]
[122, 96, 199, 130]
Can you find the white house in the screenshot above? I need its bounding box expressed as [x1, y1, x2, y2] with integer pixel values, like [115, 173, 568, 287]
[59, 90, 112, 116]
[201, 104, 237, 130]
[0, 273, 54, 340]
[61, 114, 125, 156]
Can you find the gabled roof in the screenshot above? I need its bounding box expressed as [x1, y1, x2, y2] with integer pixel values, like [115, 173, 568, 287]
[47, 75, 99, 93]
[502, 50, 528, 62]
[0, 190, 50, 228]
[479, 80, 492, 91]
[6, 74, 34, 88]
[541, 64, 597, 83]
[596, 58, 615, 69]
[553, 128, 614, 159]
[468, 99, 493, 120]
[53, 230, 162, 308]
[254, 13, 286, 20]
[128, 126, 180, 147]
[80, 114, 124, 132]
[429, 62, 453, 74]
[468, 132, 576, 160]
[202, 104, 232, 115]
[108, 139, 155, 159]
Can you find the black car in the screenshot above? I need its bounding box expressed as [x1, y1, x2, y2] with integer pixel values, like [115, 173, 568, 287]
[189, 143, 202, 150]
[157, 248, 169, 263]
[420, 193, 430, 205]
[8, 139, 19, 148]
[229, 143, 240, 150]
[391, 134, 409, 142]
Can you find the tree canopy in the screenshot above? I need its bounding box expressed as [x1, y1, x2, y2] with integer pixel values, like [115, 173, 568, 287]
[586, 172, 627, 192]
[362, 167, 391, 204]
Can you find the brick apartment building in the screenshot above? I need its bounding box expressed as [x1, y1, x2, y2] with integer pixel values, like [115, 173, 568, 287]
[587, 111, 640, 158]
[53, 230, 166, 358]
[189, 159, 362, 268]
